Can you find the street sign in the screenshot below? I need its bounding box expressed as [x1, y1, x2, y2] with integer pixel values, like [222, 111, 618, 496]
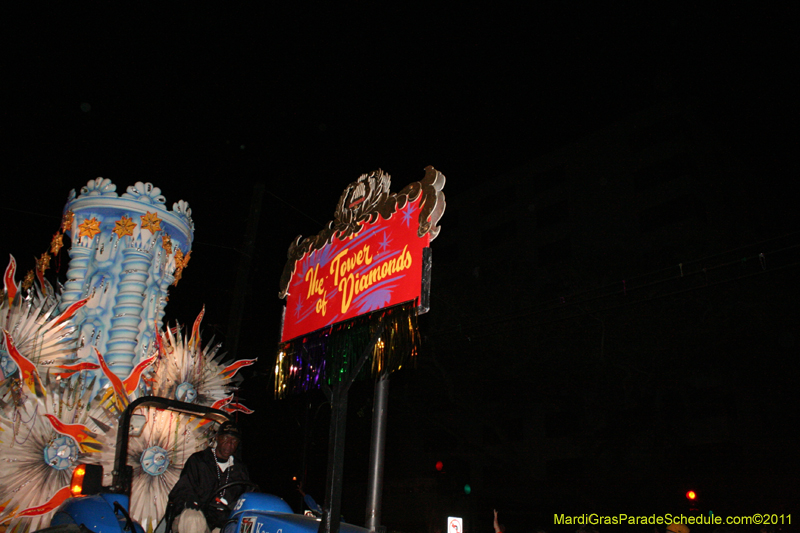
[448, 516, 463, 533]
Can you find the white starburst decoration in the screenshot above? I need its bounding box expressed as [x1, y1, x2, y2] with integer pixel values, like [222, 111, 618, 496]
[0, 373, 105, 532]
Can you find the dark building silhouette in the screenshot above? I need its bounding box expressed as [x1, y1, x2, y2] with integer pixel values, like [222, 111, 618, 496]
[381, 99, 799, 532]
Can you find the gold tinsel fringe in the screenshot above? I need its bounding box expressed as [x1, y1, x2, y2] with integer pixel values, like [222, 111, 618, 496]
[274, 301, 420, 398]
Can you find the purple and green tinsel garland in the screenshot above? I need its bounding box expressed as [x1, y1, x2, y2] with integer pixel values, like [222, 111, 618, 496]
[274, 300, 420, 398]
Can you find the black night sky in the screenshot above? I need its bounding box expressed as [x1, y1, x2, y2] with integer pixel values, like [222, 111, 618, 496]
[4, 5, 799, 533]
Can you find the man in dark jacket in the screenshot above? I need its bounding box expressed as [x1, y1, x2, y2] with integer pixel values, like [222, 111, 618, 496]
[169, 420, 250, 532]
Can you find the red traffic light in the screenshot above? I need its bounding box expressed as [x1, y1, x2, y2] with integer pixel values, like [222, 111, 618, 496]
[686, 490, 697, 500]
[435, 461, 444, 472]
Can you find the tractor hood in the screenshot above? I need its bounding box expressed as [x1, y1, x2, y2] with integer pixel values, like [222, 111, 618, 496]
[225, 493, 369, 533]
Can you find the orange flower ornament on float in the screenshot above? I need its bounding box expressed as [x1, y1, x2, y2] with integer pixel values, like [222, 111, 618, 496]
[113, 215, 137, 238]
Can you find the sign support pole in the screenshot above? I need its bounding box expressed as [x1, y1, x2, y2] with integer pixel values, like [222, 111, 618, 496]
[318, 323, 383, 533]
[365, 373, 389, 531]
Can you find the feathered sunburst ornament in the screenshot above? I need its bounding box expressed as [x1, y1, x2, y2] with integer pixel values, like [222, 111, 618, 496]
[0, 256, 102, 532]
[0, 372, 105, 532]
[87, 308, 256, 531]
[80, 403, 215, 532]
[125, 407, 215, 531]
[1, 256, 86, 388]
[149, 308, 255, 412]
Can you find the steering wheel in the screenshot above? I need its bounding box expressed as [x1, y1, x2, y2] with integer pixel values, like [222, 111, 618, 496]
[112, 500, 136, 532]
[203, 480, 260, 512]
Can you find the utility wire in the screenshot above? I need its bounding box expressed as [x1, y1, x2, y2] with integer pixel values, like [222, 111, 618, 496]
[456, 259, 800, 342]
[429, 235, 800, 339]
[264, 189, 325, 227]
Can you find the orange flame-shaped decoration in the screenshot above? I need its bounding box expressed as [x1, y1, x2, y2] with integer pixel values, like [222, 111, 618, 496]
[95, 348, 129, 410]
[2, 486, 72, 522]
[219, 358, 257, 380]
[2, 330, 45, 398]
[4, 255, 18, 303]
[44, 414, 101, 453]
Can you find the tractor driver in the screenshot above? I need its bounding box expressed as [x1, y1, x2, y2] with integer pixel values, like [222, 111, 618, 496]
[169, 420, 251, 533]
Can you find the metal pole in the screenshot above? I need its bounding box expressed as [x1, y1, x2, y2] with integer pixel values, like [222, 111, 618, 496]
[365, 374, 389, 531]
[318, 324, 384, 533]
[318, 383, 348, 533]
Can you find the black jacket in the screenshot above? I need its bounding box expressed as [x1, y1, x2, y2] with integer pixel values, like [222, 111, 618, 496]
[168, 447, 250, 528]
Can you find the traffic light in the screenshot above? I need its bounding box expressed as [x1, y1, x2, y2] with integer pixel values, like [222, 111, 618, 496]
[685, 489, 699, 512]
[433, 457, 473, 498]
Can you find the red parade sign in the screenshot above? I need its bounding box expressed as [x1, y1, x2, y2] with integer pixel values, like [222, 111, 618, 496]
[279, 167, 445, 343]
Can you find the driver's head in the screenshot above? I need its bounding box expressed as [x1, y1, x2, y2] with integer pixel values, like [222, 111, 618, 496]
[215, 421, 241, 461]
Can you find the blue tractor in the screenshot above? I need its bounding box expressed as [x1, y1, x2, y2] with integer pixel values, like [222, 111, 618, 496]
[38, 396, 369, 533]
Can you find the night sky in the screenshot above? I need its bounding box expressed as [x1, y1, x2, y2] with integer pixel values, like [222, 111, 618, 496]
[4, 5, 798, 532]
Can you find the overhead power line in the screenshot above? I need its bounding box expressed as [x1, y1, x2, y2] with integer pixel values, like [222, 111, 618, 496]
[430, 232, 800, 340]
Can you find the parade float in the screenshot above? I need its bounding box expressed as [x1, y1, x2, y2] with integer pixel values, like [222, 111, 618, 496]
[0, 179, 254, 533]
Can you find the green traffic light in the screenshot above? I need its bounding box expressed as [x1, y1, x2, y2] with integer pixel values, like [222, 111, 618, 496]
[463, 484, 471, 495]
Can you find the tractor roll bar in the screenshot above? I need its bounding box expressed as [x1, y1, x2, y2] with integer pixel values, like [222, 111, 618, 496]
[111, 396, 233, 495]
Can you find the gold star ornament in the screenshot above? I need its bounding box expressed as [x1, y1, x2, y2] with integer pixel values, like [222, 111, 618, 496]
[22, 270, 35, 291]
[78, 217, 102, 239]
[140, 212, 162, 233]
[37, 252, 51, 273]
[62, 211, 75, 232]
[172, 249, 192, 286]
[162, 235, 173, 255]
[50, 232, 64, 255]
[113, 216, 137, 238]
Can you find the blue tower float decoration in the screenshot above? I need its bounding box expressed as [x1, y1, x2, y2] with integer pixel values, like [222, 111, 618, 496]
[0, 178, 255, 533]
